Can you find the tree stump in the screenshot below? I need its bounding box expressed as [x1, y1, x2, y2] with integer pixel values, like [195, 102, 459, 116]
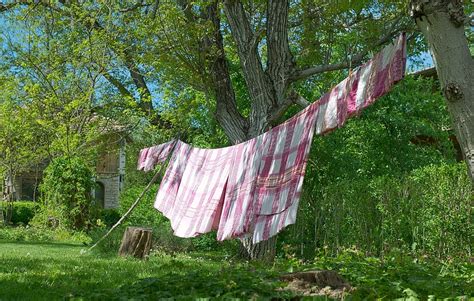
[118, 227, 152, 259]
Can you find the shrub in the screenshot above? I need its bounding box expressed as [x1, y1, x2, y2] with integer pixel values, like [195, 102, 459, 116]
[98, 209, 121, 227]
[33, 156, 96, 230]
[0, 201, 38, 225]
[286, 163, 472, 260]
[0, 225, 91, 244]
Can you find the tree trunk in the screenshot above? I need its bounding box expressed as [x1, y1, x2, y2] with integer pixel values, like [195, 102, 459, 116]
[238, 235, 277, 262]
[118, 226, 153, 259]
[411, 0, 474, 182]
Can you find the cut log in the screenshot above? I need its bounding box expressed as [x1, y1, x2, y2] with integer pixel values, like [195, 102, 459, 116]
[278, 270, 353, 298]
[118, 226, 152, 259]
[279, 270, 351, 290]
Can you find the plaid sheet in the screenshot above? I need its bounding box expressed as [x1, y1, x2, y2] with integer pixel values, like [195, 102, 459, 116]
[137, 140, 177, 171]
[154, 141, 235, 238]
[142, 34, 406, 243]
[315, 33, 406, 135]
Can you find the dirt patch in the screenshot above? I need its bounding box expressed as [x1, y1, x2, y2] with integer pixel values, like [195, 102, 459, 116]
[278, 270, 353, 299]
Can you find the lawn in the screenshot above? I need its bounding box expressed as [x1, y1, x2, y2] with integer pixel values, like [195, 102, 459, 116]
[0, 241, 291, 300]
[0, 241, 472, 300]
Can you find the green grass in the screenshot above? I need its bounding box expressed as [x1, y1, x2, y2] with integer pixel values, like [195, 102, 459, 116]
[0, 241, 291, 300]
[0, 240, 472, 300]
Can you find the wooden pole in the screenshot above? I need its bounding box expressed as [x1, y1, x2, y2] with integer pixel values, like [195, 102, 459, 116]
[88, 166, 163, 251]
[88, 140, 178, 252]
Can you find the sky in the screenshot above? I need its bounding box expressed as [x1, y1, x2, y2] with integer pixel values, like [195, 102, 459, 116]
[1, 9, 435, 108]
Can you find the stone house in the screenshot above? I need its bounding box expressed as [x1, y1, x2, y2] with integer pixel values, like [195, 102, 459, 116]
[4, 134, 127, 209]
[94, 136, 126, 209]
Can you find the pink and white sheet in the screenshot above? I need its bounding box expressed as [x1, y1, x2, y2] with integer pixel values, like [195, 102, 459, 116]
[139, 34, 407, 243]
[137, 140, 177, 172]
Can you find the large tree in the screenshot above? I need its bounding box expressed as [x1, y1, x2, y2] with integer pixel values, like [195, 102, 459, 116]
[410, 0, 474, 182]
[0, 1, 423, 260]
[172, 0, 410, 260]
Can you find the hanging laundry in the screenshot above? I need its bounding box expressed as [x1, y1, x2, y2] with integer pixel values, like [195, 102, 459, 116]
[314, 33, 406, 135]
[139, 33, 407, 244]
[137, 140, 177, 172]
[216, 103, 319, 243]
[216, 137, 265, 241]
[220, 33, 406, 243]
[249, 102, 318, 243]
[154, 141, 236, 238]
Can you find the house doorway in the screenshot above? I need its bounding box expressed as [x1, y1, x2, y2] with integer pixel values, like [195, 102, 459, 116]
[95, 181, 105, 208]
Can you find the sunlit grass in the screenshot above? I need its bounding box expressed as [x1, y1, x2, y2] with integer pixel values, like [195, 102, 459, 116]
[0, 240, 472, 300]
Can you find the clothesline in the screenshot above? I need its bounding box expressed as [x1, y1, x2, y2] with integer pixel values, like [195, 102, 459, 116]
[138, 33, 407, 244]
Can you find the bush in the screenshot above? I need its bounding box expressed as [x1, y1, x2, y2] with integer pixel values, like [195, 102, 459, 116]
[34, 156, 96, 230]
[98, 209, 121, 227]
[0, 201, 39, 225]
[0, 225, 91, 244]
[285, 163, 472, 260]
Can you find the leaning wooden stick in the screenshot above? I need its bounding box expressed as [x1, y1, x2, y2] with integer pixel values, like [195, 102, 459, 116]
[88, 140, 178, 252]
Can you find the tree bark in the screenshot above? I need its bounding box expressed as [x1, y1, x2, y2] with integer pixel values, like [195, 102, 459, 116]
[411, 0, 474, 182]
[206, 1, 249, 144]
[238, 235, 277, 262]
[118, 226, 153, 259]
[223, 0, 279, 137]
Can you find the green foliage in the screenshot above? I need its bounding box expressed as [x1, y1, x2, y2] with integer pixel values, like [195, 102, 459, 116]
[375, 163, 472, 258]
[34, 156, 96, 230]
[0, 201, 39, 225]
[0, 226, 90, 244]
[278, 77, 472, 260]
[98, 209, 121, 227]
[306, 249, 473, 300]
[83, 266, 289, 300]
[286, 163, 472, 260]
[0, 242, 471, 299]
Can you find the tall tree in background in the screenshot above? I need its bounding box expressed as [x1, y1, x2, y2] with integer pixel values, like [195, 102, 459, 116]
[410, 0, 474, 182]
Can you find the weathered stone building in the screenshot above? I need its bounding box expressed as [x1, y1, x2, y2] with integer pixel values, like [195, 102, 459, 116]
[5, 136, 127, 209]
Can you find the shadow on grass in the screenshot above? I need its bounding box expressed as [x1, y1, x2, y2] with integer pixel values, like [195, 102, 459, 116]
[0, 240, 83, 248]
[0, 241, 291, 300]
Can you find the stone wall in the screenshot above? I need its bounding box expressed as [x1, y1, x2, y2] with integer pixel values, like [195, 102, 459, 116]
[96, 174, 121, 209]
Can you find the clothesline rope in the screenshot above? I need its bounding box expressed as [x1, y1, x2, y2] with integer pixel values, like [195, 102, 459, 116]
[137, 33, 407, 244]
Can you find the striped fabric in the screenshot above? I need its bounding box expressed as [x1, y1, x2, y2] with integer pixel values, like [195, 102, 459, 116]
[142, 33, 406, 244]
[137, 140, 177, 171]
[314, 33, 406, 135]
[245, 33, 406, 243]
[249, 101, 319, 243]
[216, 136, 265, 241]
[154, 141, 235, 237]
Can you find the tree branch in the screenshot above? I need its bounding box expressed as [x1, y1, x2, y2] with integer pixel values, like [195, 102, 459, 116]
[2, 0, 154, 116]
[119, 1, 150, 13]
[291, 21, 404, 82]
[268, 91, 310, 125]
[202, 1, 249, 142]
[101, 69, 134, 99]
[266, 0, 295, 106]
